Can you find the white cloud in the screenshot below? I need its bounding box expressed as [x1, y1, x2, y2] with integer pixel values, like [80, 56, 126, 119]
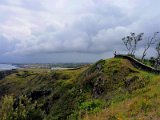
[0, 0, 160, 62]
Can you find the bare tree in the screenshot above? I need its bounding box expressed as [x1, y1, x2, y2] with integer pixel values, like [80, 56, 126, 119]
[131, 32, 144, 55]
[156, 43, 160, 58]
[122, 32, 144, 55]
[155, 42, 160, 69]
[122, 36, 132, 54]
[141, 32, 159, 61]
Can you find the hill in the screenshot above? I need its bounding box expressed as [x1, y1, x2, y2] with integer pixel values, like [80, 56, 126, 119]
[0, 57, 159, 120]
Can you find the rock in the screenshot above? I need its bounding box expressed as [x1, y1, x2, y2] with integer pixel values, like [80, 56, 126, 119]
[125, 76, 139, 87]
[125, 76, 139, 93]
[92, 76, 105, 98]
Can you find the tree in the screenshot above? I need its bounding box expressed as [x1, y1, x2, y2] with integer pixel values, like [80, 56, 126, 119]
[122, 32, 144, 55]
[156, 42, 160, 58]
[155, 42, 160, 69]
[141, 32, 159, 61]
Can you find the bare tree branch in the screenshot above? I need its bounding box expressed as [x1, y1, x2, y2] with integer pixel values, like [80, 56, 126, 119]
[141, 32, 159, 61]
[155, 42, 160, 69]
[122, 32, 143, 55]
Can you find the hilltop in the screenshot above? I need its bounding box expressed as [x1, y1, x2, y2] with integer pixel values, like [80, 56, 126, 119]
[0, 57, 160, 120]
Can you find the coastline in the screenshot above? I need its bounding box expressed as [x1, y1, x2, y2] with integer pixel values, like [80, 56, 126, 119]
[0, 64, 18, 71]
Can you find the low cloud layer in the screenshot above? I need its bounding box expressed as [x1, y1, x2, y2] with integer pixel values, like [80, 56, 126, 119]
[0, 0, 160, 63]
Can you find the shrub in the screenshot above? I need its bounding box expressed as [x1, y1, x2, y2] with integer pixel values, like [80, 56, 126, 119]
[0, 95, 44, 120]
[1, 95, 14, 120]
[79, 99, 105, 113]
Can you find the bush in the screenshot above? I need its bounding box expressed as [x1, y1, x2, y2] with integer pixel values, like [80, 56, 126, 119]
[0, 95, 44, 120]
[1, 95, 14, 120]
[79, 99, 105, 113]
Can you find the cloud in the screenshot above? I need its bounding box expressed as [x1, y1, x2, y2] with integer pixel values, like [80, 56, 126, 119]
[0, 0, 160, 62]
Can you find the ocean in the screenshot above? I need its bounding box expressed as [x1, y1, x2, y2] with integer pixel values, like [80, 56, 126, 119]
[0, 64, 17, 71]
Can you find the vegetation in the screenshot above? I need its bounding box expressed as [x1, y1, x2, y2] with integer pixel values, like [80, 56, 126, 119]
[0, 95, 44, 120]
[122, 32, 160, 70]
[122, 32, 144, 55]
[141, 32, 159, 61]
[0, 57, 160, 120]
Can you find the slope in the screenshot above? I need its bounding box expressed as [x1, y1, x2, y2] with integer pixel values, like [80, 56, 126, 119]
[0, 58, 159, 120]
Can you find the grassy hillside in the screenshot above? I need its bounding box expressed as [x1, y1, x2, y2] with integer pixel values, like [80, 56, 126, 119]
[0, 58, 159, 120]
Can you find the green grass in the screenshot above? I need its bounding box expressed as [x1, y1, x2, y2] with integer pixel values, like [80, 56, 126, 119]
[0, 58, 160, 120]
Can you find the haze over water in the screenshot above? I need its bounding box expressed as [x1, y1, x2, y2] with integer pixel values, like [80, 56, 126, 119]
[0, 64, 17, 70]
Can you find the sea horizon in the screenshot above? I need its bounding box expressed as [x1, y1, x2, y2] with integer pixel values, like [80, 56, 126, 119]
[0, 64, 18, 71]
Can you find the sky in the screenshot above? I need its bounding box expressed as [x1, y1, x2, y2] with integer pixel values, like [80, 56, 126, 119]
[0, 0, 160, 63]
